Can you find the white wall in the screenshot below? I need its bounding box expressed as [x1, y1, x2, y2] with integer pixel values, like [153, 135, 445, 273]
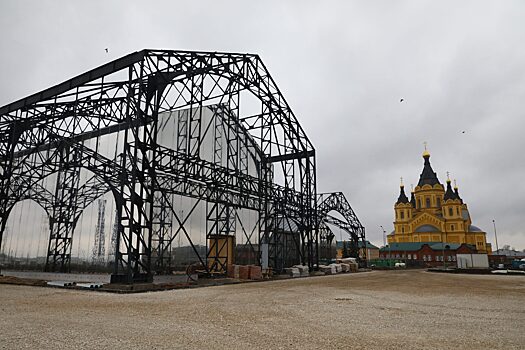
[457, 254, 489, 269]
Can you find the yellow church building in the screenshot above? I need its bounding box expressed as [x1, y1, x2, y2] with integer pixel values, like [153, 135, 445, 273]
[387, 148, 491, 253]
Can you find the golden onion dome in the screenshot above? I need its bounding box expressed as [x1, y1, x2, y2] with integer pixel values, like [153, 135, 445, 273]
[422, 142, 430, 158]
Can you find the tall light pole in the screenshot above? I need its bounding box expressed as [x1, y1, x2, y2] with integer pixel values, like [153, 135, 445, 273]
[492, 219, 499, 254]
[380, 225, 388, 265]
[442, 230, 447, 269]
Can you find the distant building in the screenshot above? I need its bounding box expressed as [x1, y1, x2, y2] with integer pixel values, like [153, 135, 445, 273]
[336, 240, 379, 261]
[489, 248, 525, 268]
[494, 248, 525, 258]
[379, 242, 478, 267]
[359, 241, 380, 260]
[388, 147, 491, 254]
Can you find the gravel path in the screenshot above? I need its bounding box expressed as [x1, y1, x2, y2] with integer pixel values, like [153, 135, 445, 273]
[1, 270, 524, 349]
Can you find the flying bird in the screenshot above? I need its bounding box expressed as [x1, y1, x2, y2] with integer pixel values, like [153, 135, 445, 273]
[105, 48, 108, 53]
[400, 98, 404, 102]
[461, 131, 466, 134]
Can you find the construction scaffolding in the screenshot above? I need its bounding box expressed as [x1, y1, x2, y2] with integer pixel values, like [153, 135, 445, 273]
[0, 50, 365, 283]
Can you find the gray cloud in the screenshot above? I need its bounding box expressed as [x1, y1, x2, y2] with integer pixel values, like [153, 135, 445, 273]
[0, 0, 523, 251]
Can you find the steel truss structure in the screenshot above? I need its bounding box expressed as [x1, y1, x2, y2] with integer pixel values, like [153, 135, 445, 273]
[317, 192, 366, 261]
[0, 50, 364, 283]
[91, 199, 107, 265]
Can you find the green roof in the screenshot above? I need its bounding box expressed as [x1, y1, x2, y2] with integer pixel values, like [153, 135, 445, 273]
[380, 242, 430, 252]
[380, 242, 476, 252]
[428, 243, 461, 250]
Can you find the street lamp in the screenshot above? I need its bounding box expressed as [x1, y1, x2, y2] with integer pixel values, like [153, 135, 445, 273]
[441, 228, 448, 270]
[443, 244, 450, 269]
[492, 219, 499, 254]
[380, 225, 386, 247]
[384, 244, 392, 266]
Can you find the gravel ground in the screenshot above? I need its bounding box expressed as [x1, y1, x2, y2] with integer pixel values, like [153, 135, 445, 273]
[1, 270, 524, 349]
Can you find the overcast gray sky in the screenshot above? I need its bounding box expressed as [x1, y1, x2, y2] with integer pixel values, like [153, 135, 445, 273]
[1, 0, 524, 251]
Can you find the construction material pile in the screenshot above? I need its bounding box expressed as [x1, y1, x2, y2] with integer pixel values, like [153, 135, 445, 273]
[227, 265, 263, 280]
[281, 258, 359, 278]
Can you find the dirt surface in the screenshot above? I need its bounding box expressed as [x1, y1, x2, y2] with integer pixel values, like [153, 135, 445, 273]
[0, 275, 46, 287]
[1, 270, 524, 349]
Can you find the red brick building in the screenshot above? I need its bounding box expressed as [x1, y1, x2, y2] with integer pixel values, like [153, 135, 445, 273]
[379, 242, 478, 267]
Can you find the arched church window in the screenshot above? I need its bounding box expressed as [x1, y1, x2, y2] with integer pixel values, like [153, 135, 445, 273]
[426, 197, 431, 208]
[437, 198, 441, 208]
[449, 207, 453, 216]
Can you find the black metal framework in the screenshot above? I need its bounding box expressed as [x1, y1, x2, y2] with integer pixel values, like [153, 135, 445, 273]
[317, 192, 366, 263]
[0, 50, 364, 283]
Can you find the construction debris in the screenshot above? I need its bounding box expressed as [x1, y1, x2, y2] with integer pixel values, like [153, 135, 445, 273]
[238, 265, 250, 280]
[47, 281, 76, 287]
[248, 265, 262, 280]
[292, 265, 310, 277]
[76, 283, 104, 289]
[319, 265, 336, 275]
[227, 264, 263, 280]
[283, 267, 300, 278]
